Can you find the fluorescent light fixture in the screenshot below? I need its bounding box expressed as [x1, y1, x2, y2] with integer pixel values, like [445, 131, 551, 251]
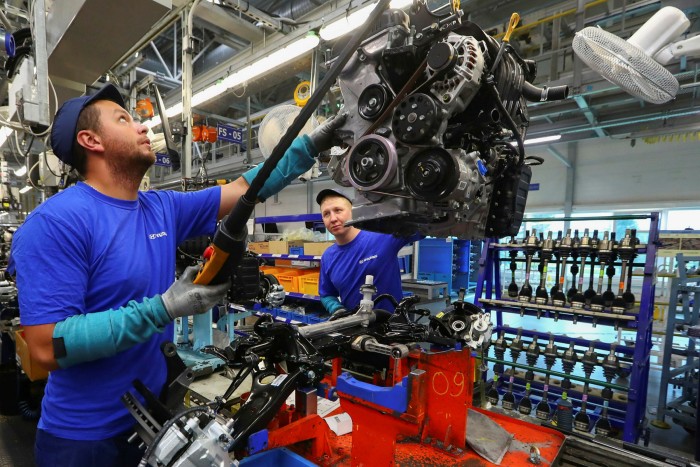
[319, 0, 413, 41]
[510, 135, 562, 146]
[524, 135, 562, 145]
[320, 4, 376, 41]
[14, 165, 27, 176]
[19, 185, 32, 194]
[144, 34, 319, 129]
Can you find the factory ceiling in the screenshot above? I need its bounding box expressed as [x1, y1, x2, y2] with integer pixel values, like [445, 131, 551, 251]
[0, 0, 698, 177]
[138, 0, 700, 144]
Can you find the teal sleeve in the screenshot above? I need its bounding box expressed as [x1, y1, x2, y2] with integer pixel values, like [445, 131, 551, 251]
[321, 295, 344, 314]
[242, 135, 317, 201]
[52, 295, 172, 368]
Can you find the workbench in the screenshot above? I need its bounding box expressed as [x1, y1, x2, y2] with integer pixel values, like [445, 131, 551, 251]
[401, 279, 448, 300]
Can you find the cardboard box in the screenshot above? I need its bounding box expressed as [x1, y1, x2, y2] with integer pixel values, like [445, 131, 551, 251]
[248, 241, 270, 254]
[15, 330, 49, 381]
[269, 240, 305, 255]
[304, 242, 335, 256]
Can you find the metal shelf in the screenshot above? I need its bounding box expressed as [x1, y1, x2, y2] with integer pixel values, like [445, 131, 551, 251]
[286, 291, 320, 302]
[258, 253, 322, 261]
[652, 253, 700, 444]
[474, 213, 660, 444]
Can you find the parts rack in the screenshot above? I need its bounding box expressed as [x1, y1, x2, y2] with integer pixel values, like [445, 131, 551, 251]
[474, 213, 660, 443]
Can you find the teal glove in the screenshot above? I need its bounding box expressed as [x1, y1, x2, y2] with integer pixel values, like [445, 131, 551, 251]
[52, 296, 171, 368]
[321, 295, 345, 313]
[242, 135, 316, 201]
[243, 114, 346, 201]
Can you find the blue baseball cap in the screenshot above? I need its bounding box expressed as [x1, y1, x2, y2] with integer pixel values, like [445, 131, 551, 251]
[50, 83, 126, 165]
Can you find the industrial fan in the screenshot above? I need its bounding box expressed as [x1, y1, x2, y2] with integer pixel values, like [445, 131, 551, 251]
[573, 6, 700, 104]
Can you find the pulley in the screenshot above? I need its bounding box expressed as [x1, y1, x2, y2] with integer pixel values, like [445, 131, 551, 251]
[344, 134, 398, 191]
[358, 84, 389, 120]
[392, 93, 441, 144]
[404, 148, 459, 201]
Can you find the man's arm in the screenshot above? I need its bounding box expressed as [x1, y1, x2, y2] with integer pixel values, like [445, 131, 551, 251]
[23, 267, 228, 370]
[217, 136, 316, 219]
[218, 177, 249, 220]
[217, 115, 347, 218]
[23, 323, 59, 371]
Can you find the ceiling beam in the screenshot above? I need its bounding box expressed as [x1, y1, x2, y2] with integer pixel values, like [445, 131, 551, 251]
[573, 94, 607, 137]
[192, 1, 265, 43]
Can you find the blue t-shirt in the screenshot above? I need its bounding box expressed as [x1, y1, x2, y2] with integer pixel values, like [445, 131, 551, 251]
[318, 230, 418, 312]
[9, 182, 220, 440]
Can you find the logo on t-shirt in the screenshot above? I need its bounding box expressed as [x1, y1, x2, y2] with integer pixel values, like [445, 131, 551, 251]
[148, 231, 168, 240]
[359, 254, 377, 264]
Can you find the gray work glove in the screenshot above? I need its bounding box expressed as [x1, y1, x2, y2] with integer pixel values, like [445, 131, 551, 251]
[161, 266, 230, 319]
[308, 112, 347, 153]
[328, 307, 351, 321]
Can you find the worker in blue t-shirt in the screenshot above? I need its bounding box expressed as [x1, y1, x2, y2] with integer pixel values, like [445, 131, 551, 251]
[317, 189, 420, 316]
[8, 83, 344, 467]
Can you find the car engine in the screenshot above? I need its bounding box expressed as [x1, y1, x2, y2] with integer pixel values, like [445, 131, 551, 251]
[328, 3, 568, 239]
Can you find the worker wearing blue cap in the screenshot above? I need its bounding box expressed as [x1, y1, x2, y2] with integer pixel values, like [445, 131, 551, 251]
[8, 83, 344, 467]
[316, 188, 422, 317]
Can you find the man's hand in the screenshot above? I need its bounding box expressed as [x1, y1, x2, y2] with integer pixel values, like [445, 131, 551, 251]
[308, 112, 347, 153]
[328, 307, 353, 321]
[161, 266, 230, 319]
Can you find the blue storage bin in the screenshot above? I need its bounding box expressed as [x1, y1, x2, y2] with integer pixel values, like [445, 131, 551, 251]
[289, 246, 305, 255]
[239, 448, 317, 466]
[417, 238, 454, 275]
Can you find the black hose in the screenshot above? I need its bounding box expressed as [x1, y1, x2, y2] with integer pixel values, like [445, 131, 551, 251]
[521, 81, 569, 102]
[484, 79, 525, 166]
[223, 0, 394, 237]
[373, 293, 399, 307]
[18, 399, 39, 420]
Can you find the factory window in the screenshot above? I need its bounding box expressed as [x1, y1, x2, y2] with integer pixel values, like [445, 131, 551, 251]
[665, 209, 700, 231]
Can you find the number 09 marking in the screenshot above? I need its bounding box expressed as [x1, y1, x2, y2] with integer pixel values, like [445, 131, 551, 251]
[432, 371, 465, 397]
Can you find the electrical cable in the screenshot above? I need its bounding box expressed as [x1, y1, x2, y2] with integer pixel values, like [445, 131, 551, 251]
[43, 149, 61, 177]
[195, 0, 394, 286]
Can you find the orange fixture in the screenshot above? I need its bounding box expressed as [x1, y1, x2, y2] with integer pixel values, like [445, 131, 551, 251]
[135, 98, 154, 119]
[193, 125, 218, 143]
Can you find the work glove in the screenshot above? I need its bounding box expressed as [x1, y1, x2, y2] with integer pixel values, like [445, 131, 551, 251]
[328, 307, 352, 321]
[308, 112, 347, 153]
[161, 266, 230, 319]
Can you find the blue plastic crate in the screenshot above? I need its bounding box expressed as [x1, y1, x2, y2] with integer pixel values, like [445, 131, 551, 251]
[239, 448, 317, 466]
